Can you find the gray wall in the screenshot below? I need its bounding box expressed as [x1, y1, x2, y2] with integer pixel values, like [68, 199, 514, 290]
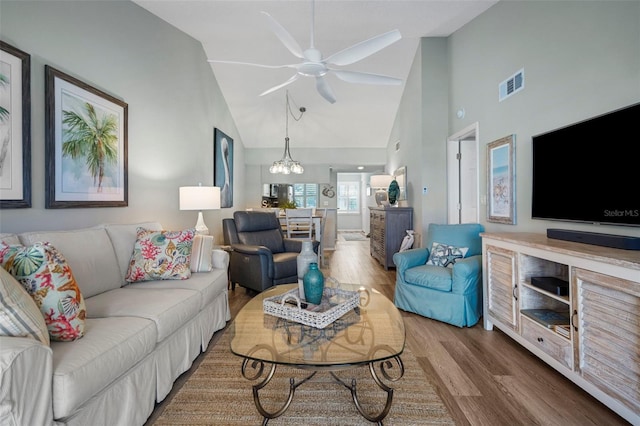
[0, 0, 244, 238]
[390, 0, 640, 244]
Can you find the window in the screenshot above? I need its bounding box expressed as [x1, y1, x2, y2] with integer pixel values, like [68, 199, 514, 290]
[337, 182, 359, 213]
[293, 184, 318, 208]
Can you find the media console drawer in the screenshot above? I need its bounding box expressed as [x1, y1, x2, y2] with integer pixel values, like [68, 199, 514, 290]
[520, 315, 572, 369]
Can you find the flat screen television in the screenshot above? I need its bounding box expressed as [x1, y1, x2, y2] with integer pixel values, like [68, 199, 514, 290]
[531, 102, 640, 227]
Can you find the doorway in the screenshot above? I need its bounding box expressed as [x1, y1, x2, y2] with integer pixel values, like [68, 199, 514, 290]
[447, 123, 480, 224]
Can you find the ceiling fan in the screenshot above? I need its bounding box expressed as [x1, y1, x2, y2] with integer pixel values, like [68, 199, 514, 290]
[207, 0, 402, 104]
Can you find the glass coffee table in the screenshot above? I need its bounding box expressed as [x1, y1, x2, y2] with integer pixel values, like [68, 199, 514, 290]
[230, 283, 405, 425]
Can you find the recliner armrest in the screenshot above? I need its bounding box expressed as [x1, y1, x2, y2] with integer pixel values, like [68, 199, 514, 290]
[392, 248, 429, 272]
[283, 238, 320, 253]
[451, 254, 482, 294]
[231, 244, 272, 257]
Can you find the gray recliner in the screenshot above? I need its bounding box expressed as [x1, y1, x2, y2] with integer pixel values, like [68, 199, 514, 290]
[222, 211, 319, 293]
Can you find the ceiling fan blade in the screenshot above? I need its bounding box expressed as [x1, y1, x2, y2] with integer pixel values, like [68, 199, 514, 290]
[333, 70, 403, 86]
[316, 77, 336, 104]
[261, 11, 305, 59]
[207, 59, 296, 70]
[259, 74, 300, 97]
[325, 29, 401, 66]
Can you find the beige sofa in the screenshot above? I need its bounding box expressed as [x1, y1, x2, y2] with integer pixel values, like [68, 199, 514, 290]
[0, 222, 230, 426]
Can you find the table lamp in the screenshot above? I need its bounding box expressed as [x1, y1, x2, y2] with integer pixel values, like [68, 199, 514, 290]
[179, 185, 221, 235]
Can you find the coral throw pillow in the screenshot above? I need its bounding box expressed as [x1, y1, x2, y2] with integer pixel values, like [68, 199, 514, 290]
[126, 228, 195, 283]
[426, 242, 469, 268]
[0, 242, 86, 341]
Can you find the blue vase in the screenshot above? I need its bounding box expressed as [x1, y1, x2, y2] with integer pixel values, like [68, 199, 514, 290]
[303, 263, 324, 305]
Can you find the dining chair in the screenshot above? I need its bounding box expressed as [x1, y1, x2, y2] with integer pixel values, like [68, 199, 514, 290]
[285, 208, 313, 239]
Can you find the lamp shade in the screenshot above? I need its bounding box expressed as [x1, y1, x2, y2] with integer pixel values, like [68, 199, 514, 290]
[370, 174, 394, 189]
[179, 186, 221, 211]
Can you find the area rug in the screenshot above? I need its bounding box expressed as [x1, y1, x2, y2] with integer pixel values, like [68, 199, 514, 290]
[152, 329, 455, 425]
[341, 233, 369, 241]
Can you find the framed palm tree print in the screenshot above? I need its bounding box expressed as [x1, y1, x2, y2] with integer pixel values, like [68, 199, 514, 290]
[0, 41, 31, 209]
[45, 66, 127, 208]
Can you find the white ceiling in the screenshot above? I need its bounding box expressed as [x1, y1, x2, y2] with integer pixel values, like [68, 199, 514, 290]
[134, 0, 497, 153]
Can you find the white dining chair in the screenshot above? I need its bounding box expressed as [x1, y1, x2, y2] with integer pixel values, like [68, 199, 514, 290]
[285, 208, 314, 239]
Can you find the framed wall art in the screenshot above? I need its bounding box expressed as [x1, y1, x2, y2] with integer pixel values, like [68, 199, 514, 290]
[0, 41, 31, 208]
[487, 134, 516, 224]
[45, 66, 128, 208]
[214, 127, 233, 208]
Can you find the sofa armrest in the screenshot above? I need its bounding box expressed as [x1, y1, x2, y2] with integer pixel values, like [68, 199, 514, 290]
[451, 254, 483, 294]
[0, 337, 53, 426]
[393, 248, 429, 273]
[211, 248, 229, 270]
[231, 244, 272, 257]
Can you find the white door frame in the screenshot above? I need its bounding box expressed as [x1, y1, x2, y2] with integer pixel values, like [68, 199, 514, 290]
[447, 122, 480, 224]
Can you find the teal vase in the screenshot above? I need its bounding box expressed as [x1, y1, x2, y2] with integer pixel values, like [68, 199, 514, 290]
[303, 263, 324, 305]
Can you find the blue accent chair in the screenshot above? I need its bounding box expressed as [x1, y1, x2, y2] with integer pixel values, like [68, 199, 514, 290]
[392, 223, 485, 327]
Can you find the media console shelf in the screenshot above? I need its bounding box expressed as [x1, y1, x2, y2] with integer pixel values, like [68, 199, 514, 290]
[481, 232, 640, 425]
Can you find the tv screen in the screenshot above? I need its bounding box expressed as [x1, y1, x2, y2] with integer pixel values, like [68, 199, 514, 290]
[531, 103, 640, 227]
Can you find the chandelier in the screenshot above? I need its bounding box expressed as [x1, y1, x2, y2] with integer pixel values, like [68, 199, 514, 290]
[270, 91, 305, 174]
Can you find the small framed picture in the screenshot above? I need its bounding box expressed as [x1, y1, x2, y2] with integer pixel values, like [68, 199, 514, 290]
[487, 134, 516, 224]
[0, 41, 31, 208]
[45, 66, 128, 208]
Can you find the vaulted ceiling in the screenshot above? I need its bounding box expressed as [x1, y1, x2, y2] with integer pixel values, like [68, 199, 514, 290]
[134, 0, 497, 154]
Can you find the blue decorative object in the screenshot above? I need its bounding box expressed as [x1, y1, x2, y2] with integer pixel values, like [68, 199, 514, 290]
[388, 179, 400, 205]
[303, 263, 324, 305]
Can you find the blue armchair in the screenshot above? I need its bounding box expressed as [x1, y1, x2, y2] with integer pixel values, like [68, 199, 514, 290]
[392, 223, 484, 327]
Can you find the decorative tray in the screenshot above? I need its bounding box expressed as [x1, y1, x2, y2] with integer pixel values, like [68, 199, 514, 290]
[263, 282, 360, 329]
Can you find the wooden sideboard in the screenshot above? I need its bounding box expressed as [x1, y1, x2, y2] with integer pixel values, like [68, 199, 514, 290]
[481, 232, 640, 424]
[369, 207, 413, 270]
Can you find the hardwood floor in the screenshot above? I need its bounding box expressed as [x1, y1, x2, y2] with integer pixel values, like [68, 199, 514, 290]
[146, 233, 629, 426]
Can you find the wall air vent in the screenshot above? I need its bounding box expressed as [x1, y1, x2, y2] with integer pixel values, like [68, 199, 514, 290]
[499, 68, 524, 102]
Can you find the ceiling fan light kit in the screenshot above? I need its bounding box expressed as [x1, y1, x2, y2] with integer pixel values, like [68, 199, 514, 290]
[208, 0, 403, 103]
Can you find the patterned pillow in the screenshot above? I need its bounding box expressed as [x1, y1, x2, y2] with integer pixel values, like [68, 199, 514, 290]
[190, 234, 213, 273]
[0, 266, 50, 346]
[125, 228, 195, 283]
[426, 242, 469, 268]
[0, 242, 86, 341]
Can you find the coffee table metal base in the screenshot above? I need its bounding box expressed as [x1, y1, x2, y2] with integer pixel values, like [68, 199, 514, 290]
[241, 355, 405, 425]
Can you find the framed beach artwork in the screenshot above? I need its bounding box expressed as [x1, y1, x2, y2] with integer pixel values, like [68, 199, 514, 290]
[214, 128, 233, 208]
[45, 66, 128, 208]
[0, 41, 31, 208]
[487, 135, 516, 224]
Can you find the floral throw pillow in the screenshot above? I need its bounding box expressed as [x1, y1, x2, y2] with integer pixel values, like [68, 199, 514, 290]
[0, 241, 86, 341]
[426, 242, 469, 268]
[125, 228, 195, 283]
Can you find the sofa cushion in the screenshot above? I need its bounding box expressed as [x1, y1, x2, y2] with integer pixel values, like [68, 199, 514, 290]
[51, 316, 157, 419]
[190, 234, 214, 272]
[426, 242, 469, 268]
[0, 242, 87, 341]
[128, 268, 227, 310]
[84, 287, 201, 342]
[104, 222, 163, 280]
[0, 267, 50, 345]
[125, 228, 195, 283]
[405, 264, 453, 292]
[18, 227, 122, 298]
